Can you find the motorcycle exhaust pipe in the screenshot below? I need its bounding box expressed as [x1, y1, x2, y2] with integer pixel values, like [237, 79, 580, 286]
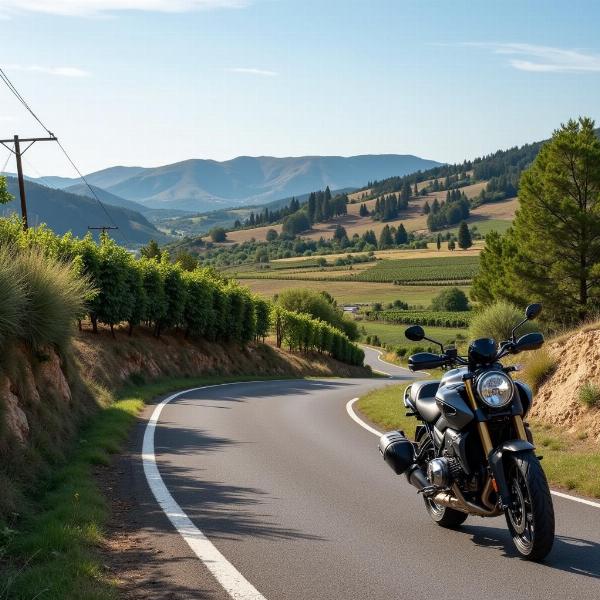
[378, 431, 429, 490]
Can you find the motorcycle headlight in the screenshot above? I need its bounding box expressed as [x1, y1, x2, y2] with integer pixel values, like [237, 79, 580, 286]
[476, 370, 514, 408]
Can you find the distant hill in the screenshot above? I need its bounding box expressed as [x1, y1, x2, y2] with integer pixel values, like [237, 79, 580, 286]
[63, 183, 148, 213]
[26, 154, 441, 213]
[0, 177, 167, 246]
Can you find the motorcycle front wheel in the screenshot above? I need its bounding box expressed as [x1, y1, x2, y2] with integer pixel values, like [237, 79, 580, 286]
[504, 452, 555, 561]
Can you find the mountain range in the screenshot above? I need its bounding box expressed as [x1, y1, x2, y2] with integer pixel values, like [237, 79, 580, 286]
[26, 154, 442, 212]
[0, 177, 166, 245]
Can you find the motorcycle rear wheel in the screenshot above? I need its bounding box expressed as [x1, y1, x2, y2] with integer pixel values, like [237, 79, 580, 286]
[424, 497, 468, 528]
[504, 452, 555, 561]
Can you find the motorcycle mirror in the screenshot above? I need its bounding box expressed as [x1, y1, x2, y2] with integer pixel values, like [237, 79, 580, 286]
[525, 303, 542, 320]
[405, 325, 425, 342]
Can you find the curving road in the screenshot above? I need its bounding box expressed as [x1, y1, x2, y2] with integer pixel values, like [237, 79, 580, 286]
[137, 352, 600, 599]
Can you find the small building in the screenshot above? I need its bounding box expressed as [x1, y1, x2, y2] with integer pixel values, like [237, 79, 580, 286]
[343, 305, 359, 315]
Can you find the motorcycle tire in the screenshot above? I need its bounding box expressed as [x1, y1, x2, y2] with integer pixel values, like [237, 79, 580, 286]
[504, 452, 555, 561]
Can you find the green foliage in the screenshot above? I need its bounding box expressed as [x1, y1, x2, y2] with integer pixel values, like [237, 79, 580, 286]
[139, 238, 163, 260]
[371, 309, 472, 328]
[275, 288, 358, 340]
[355, 256, 478, 284]
[209, 227, 227, 242]
[271, 305, 364, 365]
[158, 259, 187, 331]
[457, 221, 472, 249]
[431, 287, 469, 312]
[0, 248, 26, 350]
[11, 250, 92, 350]
[282, 211, 311, 236]
[468, 300, 537, 343]
[522, 348, 556, 393]
[472, 117, 600, 324]
[0, 216, 362, 364]
[0, 176, 12, 205]
[578, 382, 600, 408]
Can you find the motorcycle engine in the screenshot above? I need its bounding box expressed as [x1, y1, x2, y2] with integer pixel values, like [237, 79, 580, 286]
[427, 457, 463, 488]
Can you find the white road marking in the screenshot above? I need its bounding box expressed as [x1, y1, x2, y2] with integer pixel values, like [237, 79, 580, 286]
[143, 383, 268, 600]
[362, 345, 429, 377]
[345, 397, 600, 510]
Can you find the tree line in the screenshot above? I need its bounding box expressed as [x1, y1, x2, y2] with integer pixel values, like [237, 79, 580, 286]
[0, 215, 364, 365]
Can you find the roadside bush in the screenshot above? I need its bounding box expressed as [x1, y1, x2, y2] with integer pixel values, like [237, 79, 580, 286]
[468, 300, 537, 343]
[431, 287, 469, 312]
[521, 348, 556, 392]
[15, 250, 92, 350]
[0, 247, 26, 350]
[578, 382, 600, 408]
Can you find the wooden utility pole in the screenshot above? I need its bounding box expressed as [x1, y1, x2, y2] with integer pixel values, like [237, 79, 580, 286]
[0, 133, 58, 230]
[87, 226, 119, 236]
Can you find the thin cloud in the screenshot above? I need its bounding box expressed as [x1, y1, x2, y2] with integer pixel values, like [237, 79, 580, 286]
[5, 64, 90, 77]
[226, 67, 278, 77]
[0, 1, 248, 17]
[465, 42, 600, 73]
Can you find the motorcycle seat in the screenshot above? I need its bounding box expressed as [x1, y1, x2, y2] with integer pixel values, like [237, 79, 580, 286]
[408, 380, 441, 423]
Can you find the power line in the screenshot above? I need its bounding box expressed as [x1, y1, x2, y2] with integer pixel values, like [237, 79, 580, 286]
[0, 67, 122, 238]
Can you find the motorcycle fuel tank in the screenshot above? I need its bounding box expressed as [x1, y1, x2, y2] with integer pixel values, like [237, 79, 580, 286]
[435, 377, 474, 430]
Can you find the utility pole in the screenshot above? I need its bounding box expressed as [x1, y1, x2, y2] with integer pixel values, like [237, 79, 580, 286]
[88, 226, 119, 236]
[0, 133, 58, 230]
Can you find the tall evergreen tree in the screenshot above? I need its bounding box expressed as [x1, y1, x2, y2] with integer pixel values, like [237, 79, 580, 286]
[395, 223, 408, 245]
[436, 233, 441, 251]
[457, 221, 472, 249]
[472, 117, 600, 322]
[378, 225, 393, 249]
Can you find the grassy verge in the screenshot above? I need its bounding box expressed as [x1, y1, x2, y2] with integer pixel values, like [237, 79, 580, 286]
[356, 383, 600, 499]
[0, 374, 288, 600]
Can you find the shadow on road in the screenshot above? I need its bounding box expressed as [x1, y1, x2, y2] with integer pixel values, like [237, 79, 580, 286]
[463, 523, 600, 578]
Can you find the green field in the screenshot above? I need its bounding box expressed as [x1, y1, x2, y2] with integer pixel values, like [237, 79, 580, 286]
[242, 278, 470, 306]
[354, 255, 479, 284]
[360, 321, 466, 347]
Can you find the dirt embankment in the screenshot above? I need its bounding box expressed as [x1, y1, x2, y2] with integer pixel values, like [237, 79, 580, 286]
[0, 327, 368, 518]
[530, 327, 600, 441]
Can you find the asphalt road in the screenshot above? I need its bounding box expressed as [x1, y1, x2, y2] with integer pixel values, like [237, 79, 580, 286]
[143, 353, 600, 599]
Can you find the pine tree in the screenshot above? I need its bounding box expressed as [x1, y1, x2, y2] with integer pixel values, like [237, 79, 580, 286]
[395, 223, 408, 245]
[436, 233, 441, 251]
[378, 225, 393, 249]
[423, 201, 430, 215]
[457, 221, 472, 249]
[308, 192, 316, 223]
[413, 182, 418, 196]
[448, 239, 456, 251]
[432, 198, 440, 214]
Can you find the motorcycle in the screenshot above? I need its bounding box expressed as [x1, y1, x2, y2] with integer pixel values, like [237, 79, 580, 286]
[378, 303, 555, 561]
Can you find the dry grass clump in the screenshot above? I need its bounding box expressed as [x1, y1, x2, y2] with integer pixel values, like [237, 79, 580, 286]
[521, 348, 556, 392]
[0, 246, 92, 352]
[468, 300, 537, 344]
[578, 382, 600, 408]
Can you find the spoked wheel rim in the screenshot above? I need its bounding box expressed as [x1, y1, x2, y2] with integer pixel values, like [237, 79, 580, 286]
[507, 466, 535, 550]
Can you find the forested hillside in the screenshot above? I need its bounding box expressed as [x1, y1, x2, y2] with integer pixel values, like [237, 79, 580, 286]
[0, 177, 166, 246]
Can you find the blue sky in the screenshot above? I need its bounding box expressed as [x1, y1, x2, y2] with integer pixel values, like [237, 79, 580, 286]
[0, 0, 599, 176]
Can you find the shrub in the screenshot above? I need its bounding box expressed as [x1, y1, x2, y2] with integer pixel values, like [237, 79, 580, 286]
[14, 250, 92, 350]
[521, 348, 556, 392]
[468, 300, 537, 343]
[431, 287, 469, 311]
[209, 227, 227, 243]
[0, 247, 26, 349]
[578, 382, 600, 408]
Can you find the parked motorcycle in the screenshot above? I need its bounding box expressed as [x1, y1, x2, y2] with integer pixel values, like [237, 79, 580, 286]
[378, 303, 555, 560]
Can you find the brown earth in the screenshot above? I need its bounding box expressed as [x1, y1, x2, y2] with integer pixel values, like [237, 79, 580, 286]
[222, 183, 511, 244]
[530, 326, 600, 442]
[0, 324, 368, 520]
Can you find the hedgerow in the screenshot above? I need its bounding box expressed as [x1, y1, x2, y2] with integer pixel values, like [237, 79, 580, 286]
[0, 216, 363, 365]
[272, 306, 364, 366]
